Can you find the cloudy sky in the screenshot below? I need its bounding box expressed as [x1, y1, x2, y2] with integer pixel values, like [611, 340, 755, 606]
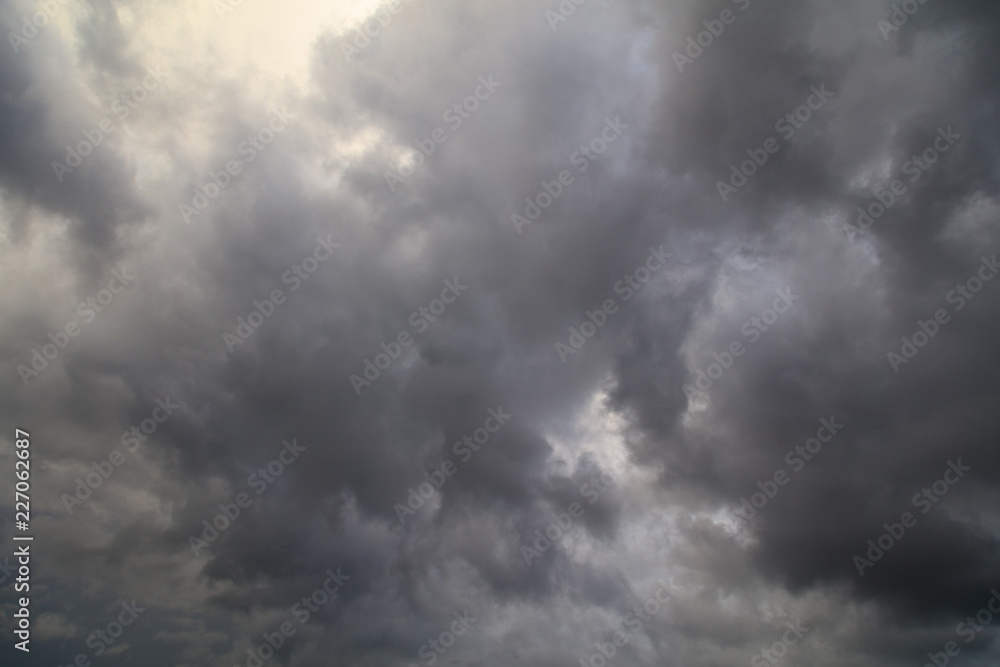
[2, 0, 1000, 665]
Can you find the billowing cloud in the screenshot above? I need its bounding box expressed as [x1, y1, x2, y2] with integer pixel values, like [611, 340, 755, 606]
[1, 0, 999, 665]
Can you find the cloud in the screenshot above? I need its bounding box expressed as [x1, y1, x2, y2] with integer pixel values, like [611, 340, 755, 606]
[1, 0, 999, 665]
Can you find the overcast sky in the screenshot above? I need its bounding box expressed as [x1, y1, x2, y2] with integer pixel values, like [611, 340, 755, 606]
[1, 0, 1000, 665]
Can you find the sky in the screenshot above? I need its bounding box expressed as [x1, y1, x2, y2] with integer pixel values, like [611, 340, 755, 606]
[1, 0, 999, 666]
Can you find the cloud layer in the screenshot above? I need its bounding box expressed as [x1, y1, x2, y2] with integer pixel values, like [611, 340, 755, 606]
[1, 0, 999, 665]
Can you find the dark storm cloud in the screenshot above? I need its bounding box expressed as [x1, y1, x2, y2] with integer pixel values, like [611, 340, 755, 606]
[604, 0, 1000, 653]
[1, 0, 999, 665]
